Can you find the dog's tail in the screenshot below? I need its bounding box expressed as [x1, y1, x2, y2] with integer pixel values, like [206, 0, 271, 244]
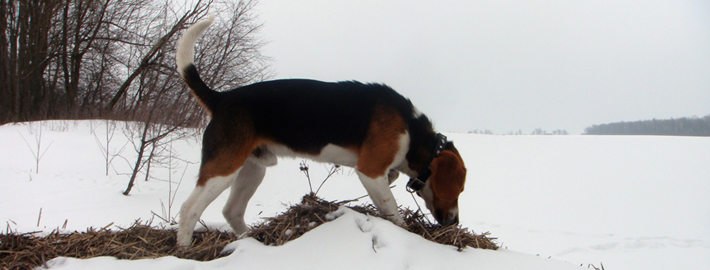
[176, 16, 218, 112]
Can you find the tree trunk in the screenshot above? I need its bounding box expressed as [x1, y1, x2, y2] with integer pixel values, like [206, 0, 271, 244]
[123, 120, 151, 196]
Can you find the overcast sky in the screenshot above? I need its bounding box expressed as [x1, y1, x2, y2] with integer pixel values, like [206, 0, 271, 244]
[253, 0, 710, 134]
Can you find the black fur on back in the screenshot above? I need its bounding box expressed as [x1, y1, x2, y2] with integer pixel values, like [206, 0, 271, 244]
[207, 79, 438, 167]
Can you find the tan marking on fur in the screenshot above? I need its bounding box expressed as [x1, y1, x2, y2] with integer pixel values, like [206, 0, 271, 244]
[196, 143, 253, 186]
[429, 149, 466, 222]
[196, 135, 273, 186]
[429, 150, 467, 200]
[433, 196, 458, 219]
[190, 93, 213, 117]
[356, 106, 407, 179]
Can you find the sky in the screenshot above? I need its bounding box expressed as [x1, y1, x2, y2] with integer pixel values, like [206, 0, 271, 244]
[252, 0, 710, 134]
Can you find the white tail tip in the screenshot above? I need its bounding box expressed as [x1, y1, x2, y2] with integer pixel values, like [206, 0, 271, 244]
[176, 15, 216, 75]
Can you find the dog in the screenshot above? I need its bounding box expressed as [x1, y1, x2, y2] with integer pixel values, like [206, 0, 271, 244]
[175, 16, 467, 247]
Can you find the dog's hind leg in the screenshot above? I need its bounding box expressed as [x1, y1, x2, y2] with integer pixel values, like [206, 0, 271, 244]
[222, 157, 267, 235]
[177, 129, 255, 247]
[177, 169, 240, 247]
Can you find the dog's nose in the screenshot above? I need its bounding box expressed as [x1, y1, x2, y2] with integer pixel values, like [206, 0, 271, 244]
[442, 214, 459, 226]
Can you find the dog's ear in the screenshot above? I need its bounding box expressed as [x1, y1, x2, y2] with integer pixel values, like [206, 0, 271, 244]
[429, 150, 466, 200]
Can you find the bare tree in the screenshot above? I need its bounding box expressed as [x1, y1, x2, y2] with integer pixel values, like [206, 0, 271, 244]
[0, 0, 62, 122]
[2, 0, 271, 196]
[1, 0, 271, 127]
[93, 120, 127, 175]
[18, 122, 54, 174]
[121, 51, 189, 195]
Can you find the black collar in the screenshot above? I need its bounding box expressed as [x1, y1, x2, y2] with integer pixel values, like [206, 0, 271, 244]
[406, 133, 447, 193]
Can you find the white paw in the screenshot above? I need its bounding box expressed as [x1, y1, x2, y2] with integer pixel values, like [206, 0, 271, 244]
[176, 231, 192, 247]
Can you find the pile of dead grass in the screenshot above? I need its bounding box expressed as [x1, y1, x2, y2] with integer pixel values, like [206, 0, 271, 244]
[248, 193, 498, 251]
[1, 194, 496, 269]
[0, 222, 237, 270]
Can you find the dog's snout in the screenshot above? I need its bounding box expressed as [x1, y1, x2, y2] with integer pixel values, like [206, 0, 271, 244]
[440, 207, 460, 226]
[442, 214, 459, 226]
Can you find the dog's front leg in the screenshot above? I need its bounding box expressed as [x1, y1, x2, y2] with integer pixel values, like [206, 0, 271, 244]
[356, 171, 406, 226]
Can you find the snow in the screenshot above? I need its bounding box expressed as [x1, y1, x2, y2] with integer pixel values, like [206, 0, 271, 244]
[2, 120, 709, 269]
[42, 208, 579, 270]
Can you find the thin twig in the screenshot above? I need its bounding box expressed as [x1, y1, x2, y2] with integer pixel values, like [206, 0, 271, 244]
[36, 208, 42, 227]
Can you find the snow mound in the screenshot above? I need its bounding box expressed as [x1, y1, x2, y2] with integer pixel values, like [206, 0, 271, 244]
[42, 208, 581, 270]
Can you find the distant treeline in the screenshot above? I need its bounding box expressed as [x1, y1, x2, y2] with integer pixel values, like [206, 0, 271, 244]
[468, 128, 568, 135]
[584, 115, 710, 136]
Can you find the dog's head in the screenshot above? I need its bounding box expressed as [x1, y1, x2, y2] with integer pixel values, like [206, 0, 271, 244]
[415, 143, 466, 226]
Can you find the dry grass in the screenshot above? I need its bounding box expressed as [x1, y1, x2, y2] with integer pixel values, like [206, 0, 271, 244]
[0, 221, 237, 270]
[248, 193, 498, 251]
[1, 194, 497, 269]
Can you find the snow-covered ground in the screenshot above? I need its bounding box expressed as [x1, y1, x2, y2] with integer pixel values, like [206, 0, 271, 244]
[1, 121, 708, 269]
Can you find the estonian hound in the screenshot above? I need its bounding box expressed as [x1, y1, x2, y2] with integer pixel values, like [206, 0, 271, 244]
[175, 17, 467, 247]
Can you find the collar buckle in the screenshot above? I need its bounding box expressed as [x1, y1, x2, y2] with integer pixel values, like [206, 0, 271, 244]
[406, 177, 426, 193]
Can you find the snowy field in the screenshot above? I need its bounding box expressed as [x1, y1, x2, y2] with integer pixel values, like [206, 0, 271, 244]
[1, 121, 708, 269]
